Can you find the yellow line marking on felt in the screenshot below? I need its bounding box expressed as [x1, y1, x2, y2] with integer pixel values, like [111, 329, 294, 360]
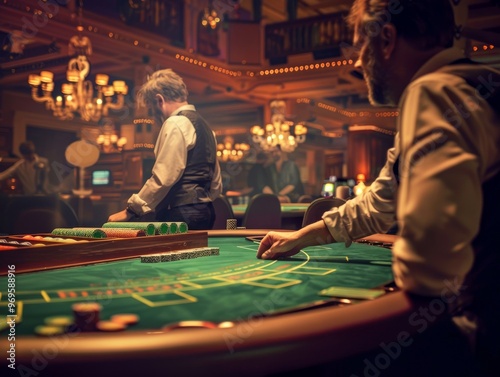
[287, 267, 337, 276]
[41, 290, 50, 302]
[0, 301, 23, 331]
[131, 290, 197, 307]
[242, 278, 302, 289]
[180, 280, 204, 289]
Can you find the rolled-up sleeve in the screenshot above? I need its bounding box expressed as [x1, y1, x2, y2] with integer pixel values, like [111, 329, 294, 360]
[128, 115, 195, 215]
[322, 146, 398, 245]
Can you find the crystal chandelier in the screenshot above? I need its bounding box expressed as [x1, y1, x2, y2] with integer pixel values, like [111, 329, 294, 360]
[216, 136, 250, 162]
[250, 100, 307, 153]
[27, 2, 128, 122]
[96, 124, 128, 153]
[201, 1, 221, 29]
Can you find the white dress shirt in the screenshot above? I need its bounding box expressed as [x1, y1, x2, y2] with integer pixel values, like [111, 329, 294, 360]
[127, 104, 222, 215]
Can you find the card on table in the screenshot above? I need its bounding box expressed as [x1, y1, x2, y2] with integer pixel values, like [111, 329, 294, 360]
[319, 286, 386, 300]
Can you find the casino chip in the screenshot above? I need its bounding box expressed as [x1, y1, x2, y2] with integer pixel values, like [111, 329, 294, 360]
[110, 313, 139, 326]
[44, 316, 73, 327]
[72, 302, 102, 332]
[140, 247, 220, 264]
[34, 325, 66, 336]
[162, 321, 218, 331]
[218, 321, 235, 329]
[96, 320, 127, 332]
[226, 219, 237, 230]
[140, 254, 162, 263]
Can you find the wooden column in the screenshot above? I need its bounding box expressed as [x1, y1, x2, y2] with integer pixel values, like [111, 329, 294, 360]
[347, 126, 394, 181]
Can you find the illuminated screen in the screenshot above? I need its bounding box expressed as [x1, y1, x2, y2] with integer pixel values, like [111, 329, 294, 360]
[321, 182, 335, 197]
[321, 178, 355, 197]
[92, 170, 111, 186]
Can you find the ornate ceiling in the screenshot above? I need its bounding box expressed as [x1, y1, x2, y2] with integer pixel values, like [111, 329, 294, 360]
[1, 0, 499, 139]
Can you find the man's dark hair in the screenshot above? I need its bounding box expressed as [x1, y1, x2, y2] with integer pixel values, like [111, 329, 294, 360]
[348, 0, 455, 50]
[19, 141, 36, 156]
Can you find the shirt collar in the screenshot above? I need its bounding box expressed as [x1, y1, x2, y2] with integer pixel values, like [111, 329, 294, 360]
[171, 104, 195, 116]
[410, 47, 466, 83]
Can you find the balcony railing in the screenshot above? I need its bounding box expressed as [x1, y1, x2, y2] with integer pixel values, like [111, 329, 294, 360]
[264, 12, 353, 64]
[86, 0, 185, 47]
[83, 2, 353, 64]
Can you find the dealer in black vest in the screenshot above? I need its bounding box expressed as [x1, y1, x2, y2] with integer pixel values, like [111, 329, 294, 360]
[108, 69, 222, 230]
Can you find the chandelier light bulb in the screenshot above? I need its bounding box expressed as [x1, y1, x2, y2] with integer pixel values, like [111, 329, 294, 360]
[40, 71, 53, 83]
[250, 101, 308, 153]
[28, 74, 41, 86]
[28, 30, 127, 122]
[61, 83, 73, 95]
[67, 70, 79, 82]
[216, 136, 250, 162]
[43, 82, 54, 92]
[95, 74, 109, 86]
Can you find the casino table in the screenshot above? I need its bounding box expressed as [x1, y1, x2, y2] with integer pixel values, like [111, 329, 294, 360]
[0, 230, 429, 376]
[232, 203, 309, 229]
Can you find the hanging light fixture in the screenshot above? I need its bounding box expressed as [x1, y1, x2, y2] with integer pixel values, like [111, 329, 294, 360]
[250, 100, 307, 153]
[96, 124, 127, 153]
[201, 1, 221, 29]
[216, 136, 250, 162]
[27, 1, 128, 122]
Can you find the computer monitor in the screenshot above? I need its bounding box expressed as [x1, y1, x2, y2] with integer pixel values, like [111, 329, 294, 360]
[320, 181, 335, 197]
[321, 177, 355, 197]
[91, 170, 112, 186]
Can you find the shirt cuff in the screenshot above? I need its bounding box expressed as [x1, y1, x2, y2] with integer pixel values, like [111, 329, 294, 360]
[127, 194, 153, 216]
[126, 206, 140, 218]
[322, 207, 353, 247]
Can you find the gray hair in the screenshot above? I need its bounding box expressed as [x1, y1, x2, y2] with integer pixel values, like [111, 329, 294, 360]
[137, 69, 189, 108]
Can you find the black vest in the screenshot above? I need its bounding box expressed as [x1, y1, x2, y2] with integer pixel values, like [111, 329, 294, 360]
[158, 110, 216, 209]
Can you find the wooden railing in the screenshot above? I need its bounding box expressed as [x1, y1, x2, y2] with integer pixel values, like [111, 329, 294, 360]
[84, 2, 352, 63]
[86, 0, 185, 47]
[264, 12, 353, 64]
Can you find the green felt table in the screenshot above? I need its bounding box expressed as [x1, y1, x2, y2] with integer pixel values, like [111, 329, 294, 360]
[0, 231, 415, 376]
[1, 235, 392, 335]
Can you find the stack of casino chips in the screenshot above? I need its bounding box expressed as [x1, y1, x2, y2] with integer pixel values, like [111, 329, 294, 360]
[72, 302, 102, 332]
[0, 239, 32, 250]
[52, 228, 107, 238]
[140, 247, 219, 263]
[73, 228, 147, 238]
[101, 221, 188, 235]
[102, 222, 157, 236]
[226, 219, 237, 230]
[161, 221, 188, 234]
[33, 304, 140, 336]
[51, 227, 149, 238]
